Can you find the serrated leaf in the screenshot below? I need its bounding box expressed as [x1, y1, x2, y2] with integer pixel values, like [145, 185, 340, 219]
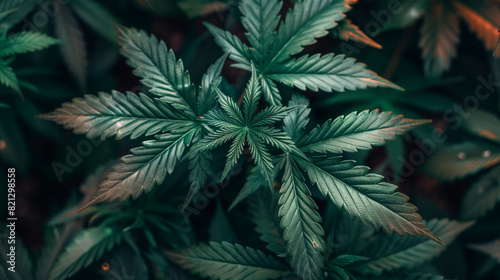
[348, 218, 473, 275]
[260, 76, 281, 106]
[297, 110, 428, 154]
[454, 1, 498, 50]
[54, 4, 87, 88]
[423, 141, 500, 182]
[278, 155, 325, 280]
[283, 93, 310, 142]
[48, 227, 123, 280]
[40, 91, 193, 140]
[229, 166, 267, 210]
[184, 149, 212, 209]
[460, 165, 500, 219]
[166, 241, 288, 280]
[469, 239, 500, 262]
[267, 53, 402, 93]
[198, 53, 228, 115]
[266, 0, 350, 67]
[81, 125, 199, 209]
[70, 0, 119, 43]
[0, 58, 19, 93]
[332, 19, 381, 49]
[298, 156, 442, 244]
[0, 31, 58, 58]
[248, 188, 285, 255]
[117, 26, 197, 119]
[419, 1, 460, 77]
[239, 0, 282, 68]
[204, 23, 252, 69]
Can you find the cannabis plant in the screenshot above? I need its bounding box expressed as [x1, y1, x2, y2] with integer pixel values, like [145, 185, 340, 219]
[34, 0, 481, 279]
[381, 0, 500, 77]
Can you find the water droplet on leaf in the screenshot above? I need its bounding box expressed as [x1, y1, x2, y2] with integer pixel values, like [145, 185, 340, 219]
[457, 152, 466, 159]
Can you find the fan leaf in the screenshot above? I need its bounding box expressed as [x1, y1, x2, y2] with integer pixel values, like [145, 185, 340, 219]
[297, 110, 428, 154]
[81, 125, 200, 210]
[348, 218, 474, 275]
[267, 53, 402, 92]
[166, 241, 288, 280]
[248, 188, 286, 255]
[298, 156, 442, 244]
[39, 91, 193, 141]
[0, 31, 58, 58]
[278, 155, 325, 280]
[117, 26, 197, 119]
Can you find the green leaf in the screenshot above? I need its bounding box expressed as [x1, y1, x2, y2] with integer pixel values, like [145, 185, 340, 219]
[419, 1, 460, 77]
[247, 188, 285, 255]
[204, 22, 252, 69]
[247, 131, 275, 188]
[0, 0, 37, 32]
[278, 155, 325, 280]
[198, 53, 228, 115]
[166, 241, 288, 280]
[298, 157, 442, 244]
[283, 93, 310, 142]
[184, 149, 212, 209]
[469, 239, 500, 262]
[266, 0, 349, 67]
[213, 85, 245, 125]
[267, 53, 402, 93]
[332, 19, 382, 49]
[0, 58, 19, 93]
[348, 218, 474, 275]
[209, 200, 239, 243]
[117, 26, 197, 119]
[460, 165, 500, 220]
[229, 166, 267, 210]
[70, 0, 119, 43]
[423, 141, 500, 182]
[81, 125, 199, 209]
[54, 4, 87, 88]
[40, 91, 193, 140]
[0, 31, 58, 58]
[48, 227, 123, 280]
[297, 110, 429, 154]
[462, 110, 500, 144]
[239, 0, 282, 68]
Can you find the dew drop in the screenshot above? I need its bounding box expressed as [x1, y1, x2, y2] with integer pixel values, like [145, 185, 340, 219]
[482, 150, 491, 158]
[313, 241, 318, 248]
[457, 152, 466, 159]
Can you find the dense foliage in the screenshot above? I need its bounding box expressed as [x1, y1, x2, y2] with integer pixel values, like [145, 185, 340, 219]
[1, 0, 500, 279]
